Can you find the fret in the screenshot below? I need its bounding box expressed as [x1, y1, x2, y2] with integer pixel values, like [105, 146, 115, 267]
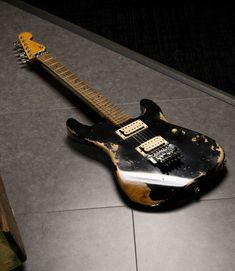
[66, 74, 77, 81]
[53, 64, 64, 70]
[49, 62, 61, 69]
[72, 79, 85, 87]
[38, 53, 51, 61]
[60, 70, 73, 79]
[102, 102, 116, 111]
[46, 59, 57, 66]
[54, 66, 66, 74]
[94, 97, 108, 106]
[74, 83, 86, 92]
[43, 56, 53, 63]
[84, 89, 98, 99]
[98, 98, 110, 106]
[50, 64, 63, 72]
[57, 68, 69, 75]
[37, 53, 131, 125]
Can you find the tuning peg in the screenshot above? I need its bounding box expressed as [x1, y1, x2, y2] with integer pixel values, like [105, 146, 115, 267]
[14, 42, 21, 48]
[18, 52, 26, 57]
[21, 59, 29, 63]
[13, 41, 20, 46]
[13, 46, 23, 52]
[17, 56, 28, 61]
[17, 58, 29, 64]
[13, 42, 23, 50]
[16, 47, 24, 52]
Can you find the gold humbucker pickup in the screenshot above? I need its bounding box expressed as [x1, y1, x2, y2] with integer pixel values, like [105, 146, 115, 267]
[136, 136, 168, 156]
[116, 120, 148, 139]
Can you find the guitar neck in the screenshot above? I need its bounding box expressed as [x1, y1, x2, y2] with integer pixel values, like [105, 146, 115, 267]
[37, 53, 130, 125]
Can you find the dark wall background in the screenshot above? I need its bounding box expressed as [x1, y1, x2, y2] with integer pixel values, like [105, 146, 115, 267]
[22, 0, 235, 95]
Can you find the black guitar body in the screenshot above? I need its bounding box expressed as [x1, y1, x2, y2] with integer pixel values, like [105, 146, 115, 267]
[66, 99, 225, 208]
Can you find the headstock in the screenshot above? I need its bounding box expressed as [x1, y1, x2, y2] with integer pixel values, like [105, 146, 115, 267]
[14, 32, 46, 64]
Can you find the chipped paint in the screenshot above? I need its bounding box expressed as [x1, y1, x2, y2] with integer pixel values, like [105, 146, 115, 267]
[116, 170, 162, 206]
[215, 144, 225, 166]
[159, 112, 168, 122]
[110, 143, 119, 152]
[67, 126, 77, 137]
[87, 139, 120, 164]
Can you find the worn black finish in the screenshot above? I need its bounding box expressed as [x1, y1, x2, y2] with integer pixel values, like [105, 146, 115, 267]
[67, 99, 225, 207]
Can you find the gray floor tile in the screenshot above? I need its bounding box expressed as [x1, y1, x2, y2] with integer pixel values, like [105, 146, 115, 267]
[134, 199, 235, 271]
[15, 207, 136, 271]
[0, 109, 124, 214]
[0, 2, 207, 114]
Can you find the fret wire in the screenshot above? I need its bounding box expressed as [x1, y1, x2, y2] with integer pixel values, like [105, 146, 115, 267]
[77, 87, 90, 95]
[46, 59, 57, 66]
[39, 54, 52, 61]
[49, 63, 62, 70]
[49, 61, 60, 68]
[116, 112, 130, 120]
[103, 109, 120, 119]
[82, 88, 98, 98]
[85, 91, 98, 99]
[114, 116, 129, 123]
[66, 74, 77, 81]
[74, 84, 89, 93]
[54, 66, 66, 73]
[61, 71, 73, 78]
[72, 80, 86, 87]
[43, 56, 53, 63]
[95, 96, 108, 106]
[43, 53, 52, 59]
[102, 103, 116, 111]
[63, 73, 74, 79]
[58, 68, 69, 75]
[106, 110, 121, 117]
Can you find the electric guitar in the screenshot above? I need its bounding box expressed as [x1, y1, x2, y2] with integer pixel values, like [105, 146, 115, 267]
[14, 32, 225, 207]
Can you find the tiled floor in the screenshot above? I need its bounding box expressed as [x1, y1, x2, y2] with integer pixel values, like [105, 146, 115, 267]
[0, 1, 235, 271]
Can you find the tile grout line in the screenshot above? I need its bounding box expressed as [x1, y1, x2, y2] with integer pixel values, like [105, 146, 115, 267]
[15, 204, 126, 216]
[14, 196, 235, 216]
[200, 196, 235, 202]
[0, 96, 222, 117]
[131, 210, 139, 271]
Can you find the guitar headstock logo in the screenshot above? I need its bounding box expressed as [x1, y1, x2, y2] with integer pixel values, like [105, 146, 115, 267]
[14, 32, 46, 64]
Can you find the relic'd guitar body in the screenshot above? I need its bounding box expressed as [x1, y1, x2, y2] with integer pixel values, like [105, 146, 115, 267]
[15, 32, 225, 207]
